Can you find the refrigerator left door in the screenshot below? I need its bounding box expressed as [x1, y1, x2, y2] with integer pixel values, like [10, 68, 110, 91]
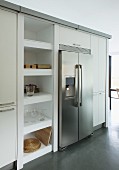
[0, 9, 16, 106]
[0, 106, 16, 168]
[59, 50, 79, 149]
[0, 9, 17, 168]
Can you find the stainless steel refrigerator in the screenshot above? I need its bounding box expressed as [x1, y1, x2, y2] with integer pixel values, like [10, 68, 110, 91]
[58, 44, 93, 150]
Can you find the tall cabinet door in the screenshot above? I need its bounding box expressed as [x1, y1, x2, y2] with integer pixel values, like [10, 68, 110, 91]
[98, 37, 106, 93]
[0, 9, 16, 105]
[0, 9, 17, 168]
[91, 35, 99, 93]
[91, 35, 107, 127]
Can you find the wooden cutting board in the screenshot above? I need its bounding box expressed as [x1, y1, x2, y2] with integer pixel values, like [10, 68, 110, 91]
[35, 64, 51, 69]
[35, 127, 52, 146]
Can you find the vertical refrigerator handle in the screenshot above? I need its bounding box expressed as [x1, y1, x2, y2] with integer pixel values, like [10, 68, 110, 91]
[79, 65, 82, 106]
[75, 65, 79, 107]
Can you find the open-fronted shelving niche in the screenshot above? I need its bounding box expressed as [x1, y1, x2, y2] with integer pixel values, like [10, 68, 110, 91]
[24, 101, 53, 133]
[24, 102, 53, 123]
[24, 43, 53, 74]
[24, 76, 53, 94]
[24, 16, 54, 44]
[22, 15, 54, 166]
[23, 133, 52, 164]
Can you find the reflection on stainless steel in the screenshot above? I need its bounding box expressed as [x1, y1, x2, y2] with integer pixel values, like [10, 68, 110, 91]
[58, 45, 93, 149]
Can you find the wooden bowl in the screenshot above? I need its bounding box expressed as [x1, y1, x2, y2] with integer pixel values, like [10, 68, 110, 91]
[24, 138, 41, 153]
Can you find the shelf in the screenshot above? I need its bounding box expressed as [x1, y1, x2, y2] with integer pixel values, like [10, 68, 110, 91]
[23, 133, 52, 164]
[24, 92, 52, 105]
[24, 117, 52, 135]
[24, 39, 53, 50]
[24, 69, 52, 76]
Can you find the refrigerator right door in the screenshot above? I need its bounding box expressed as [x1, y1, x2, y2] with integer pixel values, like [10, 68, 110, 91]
[78, 53, 93, 140]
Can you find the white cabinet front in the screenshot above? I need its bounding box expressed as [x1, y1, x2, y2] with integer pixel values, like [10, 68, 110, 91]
[93, 93, 105, 126]
[0, 106, 16, 168]
[0, 9, 17, 168]
[98, 38, 106, 92]
[59, 26, 90, 49]
[93, 93, 99, 127]
[98, 92, 105, 124]
[91, 35, 107, 127]
[91, 35, 106, 93]
[0, 9, 16, 105]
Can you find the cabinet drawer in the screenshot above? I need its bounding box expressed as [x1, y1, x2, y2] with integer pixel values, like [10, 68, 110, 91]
[59, 26, 90, 49]
[0, 106, 16, 168]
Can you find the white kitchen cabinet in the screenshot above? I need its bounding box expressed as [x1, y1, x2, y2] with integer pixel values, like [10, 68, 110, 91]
[0, 9, 16, 105]
[59, 26, 90, 49]
[0, 106, 16, 168]
[98, 38, 107, 92]
[93, 93, 99, 127]
[0, 9, 17, 168]
[91, 36, 99, 93]
[98, 92, 105, 124]
[91, 35, 106, 93]
[93, 93, 105, 126]
[91, 35, 107, 127]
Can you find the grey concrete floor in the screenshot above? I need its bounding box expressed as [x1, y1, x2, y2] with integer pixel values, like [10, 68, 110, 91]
[23, 99, 119, 170]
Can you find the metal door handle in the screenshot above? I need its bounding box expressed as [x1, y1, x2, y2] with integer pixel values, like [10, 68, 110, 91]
[79, 65, 82, 106]
[75, 65, 79, 107]
[73, 43, 80, 47]
[0, 102, 15, 106]
[0, 108, 15, 112]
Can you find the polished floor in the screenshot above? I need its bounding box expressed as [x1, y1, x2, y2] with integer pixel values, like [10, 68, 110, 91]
[23, 99, 119, 170]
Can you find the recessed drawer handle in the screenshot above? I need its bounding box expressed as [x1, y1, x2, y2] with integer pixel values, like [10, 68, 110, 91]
[0, 102, 15, 106]
[73, 43, 80, 47]
[0, 108, 15, 112]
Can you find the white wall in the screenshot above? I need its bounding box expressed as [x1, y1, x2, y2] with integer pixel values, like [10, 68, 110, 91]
[6, 0, 119, 53]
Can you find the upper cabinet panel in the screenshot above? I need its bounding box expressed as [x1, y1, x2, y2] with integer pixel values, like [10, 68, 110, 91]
[91, 35, 107, 93]
[59, 26, 91, 49]
[0, 9, 17, 105]
[98, 37, 107, 92]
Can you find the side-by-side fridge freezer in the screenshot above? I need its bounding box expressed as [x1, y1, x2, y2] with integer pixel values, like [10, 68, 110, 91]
[58, 45, 93, 149]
